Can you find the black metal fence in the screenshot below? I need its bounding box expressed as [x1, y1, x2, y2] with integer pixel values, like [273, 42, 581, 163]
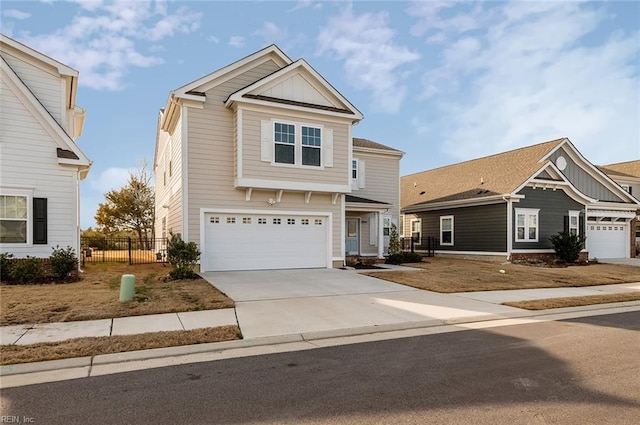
[80, 237, 168, 265]
[400, 236, 436, 257]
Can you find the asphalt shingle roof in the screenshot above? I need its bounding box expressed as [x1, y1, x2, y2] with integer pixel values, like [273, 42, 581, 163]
[598, 160, 640, 179]
[401, 138, 565, 209]
[353, 137, 402, 152]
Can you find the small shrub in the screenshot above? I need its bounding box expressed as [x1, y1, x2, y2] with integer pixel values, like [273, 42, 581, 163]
[0, 252, 15, 282]
[386, 251, 423, 265]
[402, 252, 423, 263]
[49, 245, 78, 281]
[167, 233, 201, 280]
[10, 256, 44, 284]
[550, 231, 586, 263]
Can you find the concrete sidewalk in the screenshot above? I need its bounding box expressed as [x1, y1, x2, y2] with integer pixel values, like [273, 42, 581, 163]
[1, 309, 237, 346]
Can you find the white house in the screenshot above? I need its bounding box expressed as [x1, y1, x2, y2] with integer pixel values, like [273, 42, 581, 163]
[0, 34, 91, 258]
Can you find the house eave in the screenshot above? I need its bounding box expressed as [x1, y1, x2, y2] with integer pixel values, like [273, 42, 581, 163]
[352, 145, 404, 158]
[403, 194, 519, 213]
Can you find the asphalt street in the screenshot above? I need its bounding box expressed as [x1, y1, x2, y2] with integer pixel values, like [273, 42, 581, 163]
[1, 311, 639, 425]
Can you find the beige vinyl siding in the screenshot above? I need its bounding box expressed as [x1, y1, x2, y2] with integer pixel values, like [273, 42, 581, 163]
[353, 150, 400, 212]
[155, 116, 183, 238]
[1, 51, 64, 128]
[0, 79, 79, 257]
[240, 108, 350, 185]
[184, 60, 345, 258]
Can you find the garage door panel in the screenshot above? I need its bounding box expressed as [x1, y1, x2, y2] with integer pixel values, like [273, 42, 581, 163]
[204, 213, 328, 271]
[587, 222, 627, 259]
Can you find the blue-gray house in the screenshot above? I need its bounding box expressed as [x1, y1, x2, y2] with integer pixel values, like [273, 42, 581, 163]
[401, 138, 640, 261]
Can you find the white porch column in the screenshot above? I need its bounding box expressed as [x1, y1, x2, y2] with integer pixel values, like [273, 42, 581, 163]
[378, 211, 384, 258]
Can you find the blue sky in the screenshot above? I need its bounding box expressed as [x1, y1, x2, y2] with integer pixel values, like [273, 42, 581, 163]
[2, 1, 639, 228]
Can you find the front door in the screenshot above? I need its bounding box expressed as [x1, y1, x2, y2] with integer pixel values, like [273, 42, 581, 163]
[345, 218, 359, 255]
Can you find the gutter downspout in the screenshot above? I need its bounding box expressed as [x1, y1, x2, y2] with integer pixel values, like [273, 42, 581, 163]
[503, 196, 512, 261]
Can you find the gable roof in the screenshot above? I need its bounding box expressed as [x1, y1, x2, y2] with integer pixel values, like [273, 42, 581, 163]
[353, 137, 403, 154]
[173, 44, 292, 98]
[225, 58, 363, 121]
[0, 53, 90, 173]
[402, 139, 565, 209]
[599, 160, 640, 179]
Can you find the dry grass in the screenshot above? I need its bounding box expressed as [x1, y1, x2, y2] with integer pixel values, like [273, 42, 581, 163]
[504, 293, 640, 310]
[0, 262, 234, 326]
[364, 257, 640, 293]
[0, 325, 241, 365]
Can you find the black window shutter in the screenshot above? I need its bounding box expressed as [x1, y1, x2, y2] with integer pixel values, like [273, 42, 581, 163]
[563, 216, 569, 233]
[33, 198, 47, 244]
[579, 215, 585, 236]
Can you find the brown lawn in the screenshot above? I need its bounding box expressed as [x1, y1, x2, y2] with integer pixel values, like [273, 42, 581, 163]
[0, 262, 234, 326]
[363, 257, 640, 293]
[504, 293, 640, 310]
[0, 326, 241, 365]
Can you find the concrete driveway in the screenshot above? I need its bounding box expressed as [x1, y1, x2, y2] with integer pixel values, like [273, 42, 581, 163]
[200, 268, 522, 339]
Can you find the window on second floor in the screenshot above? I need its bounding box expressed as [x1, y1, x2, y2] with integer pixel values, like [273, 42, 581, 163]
[301, 126, 321, 166]
[274, 122, 295, 165]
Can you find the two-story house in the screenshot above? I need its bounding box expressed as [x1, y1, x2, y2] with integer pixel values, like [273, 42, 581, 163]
[154, 45, 402, 271]
[0, 34, 91, 258]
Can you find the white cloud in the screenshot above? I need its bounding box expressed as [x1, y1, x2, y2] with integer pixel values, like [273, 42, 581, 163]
[207, 35, 220, 44]
[3, 9, 31, 20]
[317, 5, 420, 113]
[14, 1, 202, 90]
[255, 21, 287, 42]
[288, 1, 322, 12]
[88, 167, 133, 193]
[411, 2, 640, 165]
[228, 35, 245, 48]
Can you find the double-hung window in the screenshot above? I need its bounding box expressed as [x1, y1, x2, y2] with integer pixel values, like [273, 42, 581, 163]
[0, 194, 28, 243]
[515, 208, 539, 242]
[274, 122, 295, 165]
[568, 211, 580, 236]
[301, 126, 321, 166]
[272, 121, 322, 167]
[440, 215, 454, 246]
[410, 219, 421, 244]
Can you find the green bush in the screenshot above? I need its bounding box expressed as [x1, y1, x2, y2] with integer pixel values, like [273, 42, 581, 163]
[49, 245, 78, 281]
[386, 251, 423, 265]
[167, 233, 201, 280]
[10, 256, 44, 284]
[549, 231, 586, 263]
[0, 252, 15, 282]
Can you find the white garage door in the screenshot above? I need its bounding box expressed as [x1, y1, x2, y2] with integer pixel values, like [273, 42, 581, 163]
[204, 213, 328, 271]
[587, 222, 628, 259]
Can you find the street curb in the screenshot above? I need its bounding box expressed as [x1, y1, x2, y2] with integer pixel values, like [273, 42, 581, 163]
[2, 301, 639, 380]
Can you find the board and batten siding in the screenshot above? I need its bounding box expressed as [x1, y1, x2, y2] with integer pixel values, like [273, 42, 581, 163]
[0, 79, 80, 257]
[240, 108, 350, 185]
[414, 203, 507, 252]
[184, 58, 346, 256]
[1, 50, 65, 128]
[514, 187, 584, 250]
[549, 148, 622, 202]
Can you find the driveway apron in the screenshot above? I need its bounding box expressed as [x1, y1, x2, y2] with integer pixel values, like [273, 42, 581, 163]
[200, 269, 521, 339]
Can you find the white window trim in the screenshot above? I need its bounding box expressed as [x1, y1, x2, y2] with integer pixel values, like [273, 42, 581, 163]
[440, 215, 454, 246]
[569, 210, 580, 235]
[410, 218, 422, 244]
[351, 158, 359, 190]
[515, 208, 540, 242]
[272, 120, 324, 169]
[0, 189, 33, 246]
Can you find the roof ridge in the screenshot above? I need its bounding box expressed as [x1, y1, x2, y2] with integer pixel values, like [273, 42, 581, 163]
[403, 138, 565, 178]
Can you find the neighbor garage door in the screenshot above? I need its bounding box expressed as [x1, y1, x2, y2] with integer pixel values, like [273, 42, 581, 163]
[203, 212, 328, 271]
[586, 221, 628, 259]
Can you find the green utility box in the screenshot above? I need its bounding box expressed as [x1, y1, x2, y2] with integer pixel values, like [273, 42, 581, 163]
[119, 274, 135, 302]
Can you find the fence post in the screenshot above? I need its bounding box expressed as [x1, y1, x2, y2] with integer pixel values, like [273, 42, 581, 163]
[103, 237, 106, 262]
[128, 237, 132, 265]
